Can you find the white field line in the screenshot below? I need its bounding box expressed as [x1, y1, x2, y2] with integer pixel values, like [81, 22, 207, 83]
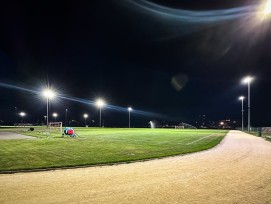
[186, 134, 217, 145]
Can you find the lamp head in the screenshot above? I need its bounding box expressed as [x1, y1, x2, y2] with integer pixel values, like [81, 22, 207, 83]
[43, 89, 56, 99]
[242, 76, 253, 84]
[96, 99, 105, 108]
[19, 112, 26, 117]
[263, 0, 271, 15]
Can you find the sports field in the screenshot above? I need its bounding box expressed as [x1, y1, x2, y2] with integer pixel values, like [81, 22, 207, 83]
[0, 127, 228, 172]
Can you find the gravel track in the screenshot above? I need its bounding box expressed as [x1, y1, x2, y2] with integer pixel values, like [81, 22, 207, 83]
[1, 130, 271, 204]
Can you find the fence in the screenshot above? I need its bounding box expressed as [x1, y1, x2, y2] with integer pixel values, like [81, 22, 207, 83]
[240, 127, 271, 138]
[14, 123, 33, 127]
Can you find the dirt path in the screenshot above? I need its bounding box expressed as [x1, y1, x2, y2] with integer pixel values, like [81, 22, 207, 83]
[1, 130, 271, 204]
[0, 132, 36, 140]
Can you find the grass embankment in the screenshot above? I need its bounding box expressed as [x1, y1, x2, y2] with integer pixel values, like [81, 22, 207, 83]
[0, 127, 228, 171]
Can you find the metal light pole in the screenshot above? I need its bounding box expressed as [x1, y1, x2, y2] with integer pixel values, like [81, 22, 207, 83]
[248, 82, 251, 132]
[128, 107, 132, 128]
[96, 99, 105, 127]
[43, 89, 56, 128]
[19, 112, 26, 123]
[239, 96, 245, 131]
[53, 113, 58, 121]
[242, 76, 253, 132]
[46, 98, 49, 127]
[44, 116, 47, 125]
[83, 114, 88, 127]
[99, 108, 102, 127]
[65, 109, 68, 127]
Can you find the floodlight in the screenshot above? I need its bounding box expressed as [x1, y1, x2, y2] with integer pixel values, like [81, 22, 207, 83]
[19, 112, 26, 122]
[242, 76, 253, 84]
[263, 0, 271, 15]
[128, 107, 133, 128]
[42, 88, 57, 127]
[257, 0, 271, 21]
[95, 98, 106, 127]
[52, 112, 58, 121]
[43, 89, 56, 99]
[83, 113, 88, 127]
[19, 112, 26, 117]
[241, 76, 254, 132]
[238, 96, 245, 100]
[96, 99, 105, 108]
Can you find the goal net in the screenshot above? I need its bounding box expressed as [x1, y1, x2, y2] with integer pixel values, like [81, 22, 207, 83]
[176, 122, 197, 129]
[49, 122, 62, 134]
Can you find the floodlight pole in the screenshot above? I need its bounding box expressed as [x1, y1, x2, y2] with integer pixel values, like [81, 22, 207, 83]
[18, 112, 24, 122]
[99, 107, 102, 127]
[242, 99, 244, 131]
[129, 111, 131, 128]
[65, 109, 68, 127]
[248, 82, 251, 132]
[83, 114, 88, 127]
[96, 99, 105, 128]
[128, 107, 132, 128]
[46, 98, 49, 128]
[242, 76, 253, 132]
[240, 98, 244, 131]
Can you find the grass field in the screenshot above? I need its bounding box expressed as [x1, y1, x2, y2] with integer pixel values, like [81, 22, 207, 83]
[0, 127, 228, 172]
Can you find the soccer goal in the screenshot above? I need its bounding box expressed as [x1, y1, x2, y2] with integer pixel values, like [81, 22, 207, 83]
[175, 122, 197, 129]
[49, 122, 63, 134]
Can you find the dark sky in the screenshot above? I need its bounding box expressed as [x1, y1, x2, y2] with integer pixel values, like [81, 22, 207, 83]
[0, 0, 270, 127]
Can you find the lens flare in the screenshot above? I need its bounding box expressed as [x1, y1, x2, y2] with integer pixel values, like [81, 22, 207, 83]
[263, 0, 271, 15]
[0, 82, 165, 119]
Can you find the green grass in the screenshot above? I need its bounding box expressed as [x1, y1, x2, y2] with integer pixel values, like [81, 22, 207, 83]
[0, 127, 228, 172]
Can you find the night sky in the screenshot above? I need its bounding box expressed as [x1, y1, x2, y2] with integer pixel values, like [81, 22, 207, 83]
[0, 0, 270, 127]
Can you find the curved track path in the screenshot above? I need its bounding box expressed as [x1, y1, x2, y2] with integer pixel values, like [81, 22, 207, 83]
[1, 130, 271, 204]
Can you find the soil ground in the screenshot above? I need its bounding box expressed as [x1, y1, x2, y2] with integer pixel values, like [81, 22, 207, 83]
[0, 130, 271, 204]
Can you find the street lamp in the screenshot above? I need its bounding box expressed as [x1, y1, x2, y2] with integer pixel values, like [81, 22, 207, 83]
[242, 76, 253, 132]
[43, 89, 56, 128]
[95, 99, 105, 127]
[83, 114, 88, 127]
[19, 112, 26, 122]
[238, 96, 245, 131]
[128, 107, 132, 128]
[52, 113, 58, 121]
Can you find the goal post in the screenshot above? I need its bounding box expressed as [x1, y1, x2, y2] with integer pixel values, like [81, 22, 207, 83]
[48, 122, 63, 134]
